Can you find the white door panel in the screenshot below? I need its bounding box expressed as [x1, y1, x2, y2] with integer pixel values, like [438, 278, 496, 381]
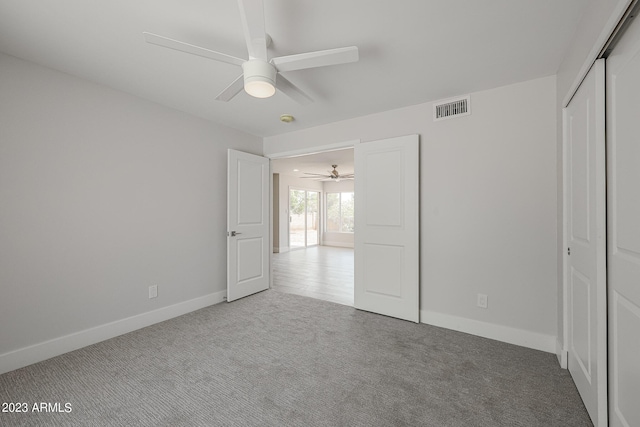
[607, 14, 640, 427]
[355, 134, 419, 323]
[227, 149, 269, 302]
[564, 58, 607, 426]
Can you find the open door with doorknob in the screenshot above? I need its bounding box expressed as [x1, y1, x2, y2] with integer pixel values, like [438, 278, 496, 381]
[227, 149, 270, 302]
[354, 134, 420, 322]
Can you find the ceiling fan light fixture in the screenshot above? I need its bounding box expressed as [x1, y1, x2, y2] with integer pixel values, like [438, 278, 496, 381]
[242, 60, 276, 98]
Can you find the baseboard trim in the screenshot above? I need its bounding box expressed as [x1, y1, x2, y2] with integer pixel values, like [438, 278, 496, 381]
[556, 339, 568, 369]
[322, 241, 354, 248]
[274, 246, 289, 253]
[0, 291, 226, 375]
[420, 310, 556, 354]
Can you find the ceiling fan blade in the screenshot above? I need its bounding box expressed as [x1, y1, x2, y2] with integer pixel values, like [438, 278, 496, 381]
[143, 32, 245, 66]
[215, 74, 245, 102]
[271, 46, 359, 72]
[237, 0, 268, 61]
[276, 74, 313, 105]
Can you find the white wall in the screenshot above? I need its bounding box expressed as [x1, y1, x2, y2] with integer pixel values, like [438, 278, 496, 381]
[323, 180, 354, 248]
[0, 53, 261, 373]
[265, 76, 558, 352]
[274, 174, 323, 252]
[554, 0, 632, 361]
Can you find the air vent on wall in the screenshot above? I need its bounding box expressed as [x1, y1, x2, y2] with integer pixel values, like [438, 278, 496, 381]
[433, 95, 471, 121]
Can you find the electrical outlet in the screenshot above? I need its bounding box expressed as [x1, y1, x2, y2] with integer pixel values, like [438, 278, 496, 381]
[477, 293, 488, 309]
[149, 285, 158, 299]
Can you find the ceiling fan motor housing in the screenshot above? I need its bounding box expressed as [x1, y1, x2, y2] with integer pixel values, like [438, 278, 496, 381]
[242, 60, 277, 98]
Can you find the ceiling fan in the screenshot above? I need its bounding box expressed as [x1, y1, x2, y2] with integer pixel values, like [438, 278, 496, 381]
[301, 165, 354, 182]
[143, 0, 359, 105]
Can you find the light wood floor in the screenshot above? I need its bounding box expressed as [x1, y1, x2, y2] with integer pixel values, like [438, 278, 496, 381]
[272, 246, 354, 306]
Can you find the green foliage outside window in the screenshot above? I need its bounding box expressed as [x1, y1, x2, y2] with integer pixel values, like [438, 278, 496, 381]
[289, 189, 306, 215]
[326, 192, 354, 233]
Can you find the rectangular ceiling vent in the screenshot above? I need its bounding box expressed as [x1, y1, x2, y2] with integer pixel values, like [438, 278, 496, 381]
[433, 95, 471, 121]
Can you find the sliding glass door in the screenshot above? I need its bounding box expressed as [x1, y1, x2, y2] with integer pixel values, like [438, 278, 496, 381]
[306, 192, 319, 246]
[289, 189, 320, 249]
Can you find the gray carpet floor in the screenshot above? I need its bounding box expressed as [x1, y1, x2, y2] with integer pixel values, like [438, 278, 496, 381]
[0, 290, 592, 426]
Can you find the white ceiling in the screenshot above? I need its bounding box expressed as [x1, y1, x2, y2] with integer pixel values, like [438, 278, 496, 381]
[0, 0, 590, 138]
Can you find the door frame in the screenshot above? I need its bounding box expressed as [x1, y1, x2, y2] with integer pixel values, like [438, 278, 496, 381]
[266, 139, 360, 289]
[560, 107, 570, 369]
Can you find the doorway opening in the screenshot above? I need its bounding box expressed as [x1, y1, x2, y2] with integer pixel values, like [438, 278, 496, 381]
[271, 147, 355, 306]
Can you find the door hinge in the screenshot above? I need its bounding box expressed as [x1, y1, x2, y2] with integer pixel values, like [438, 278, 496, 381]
[567, 247, 571, 256]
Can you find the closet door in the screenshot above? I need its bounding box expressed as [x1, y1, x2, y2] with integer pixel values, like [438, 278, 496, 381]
[606, 14, 640, 427]
[564, 59, 607, 426]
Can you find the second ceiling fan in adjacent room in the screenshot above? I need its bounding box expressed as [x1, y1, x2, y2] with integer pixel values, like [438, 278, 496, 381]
[301, 165, 354, 182]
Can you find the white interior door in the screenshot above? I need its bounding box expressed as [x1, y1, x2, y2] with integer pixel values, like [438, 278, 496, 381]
[354, 134, 419, 322]
[227, 149, 269, 302]
[606, 16, 640, 427]
[564, 58, 607, 427]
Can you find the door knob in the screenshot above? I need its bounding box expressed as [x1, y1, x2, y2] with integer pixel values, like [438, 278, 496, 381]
[229, 231, 242, 237]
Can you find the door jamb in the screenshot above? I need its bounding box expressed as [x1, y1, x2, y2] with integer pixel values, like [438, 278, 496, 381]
[560, 107, 569, 369]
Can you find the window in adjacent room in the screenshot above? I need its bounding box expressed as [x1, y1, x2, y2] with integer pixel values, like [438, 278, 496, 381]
[326, 192, 354, 233]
